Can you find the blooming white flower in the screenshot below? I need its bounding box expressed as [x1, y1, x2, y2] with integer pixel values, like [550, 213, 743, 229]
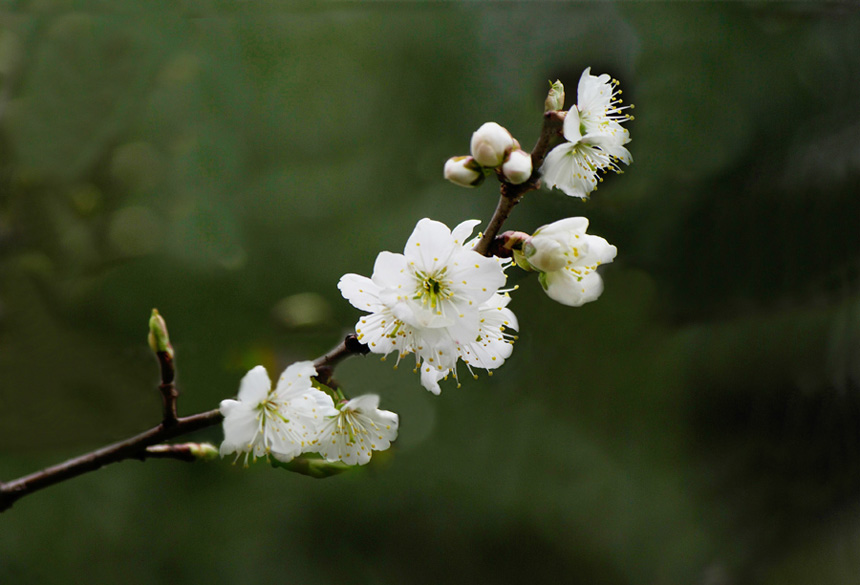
[339, 218, 516, 394]
[470, 122, 515, 168]
[317, 395, 399, 465]
[522, 217, 617, 307]
[540, 68, 632, 199]
[444, 156, 484, 187]
[576, 67, 633, 143]
[219, 362, 337, 464]
[501, 149, 533, 185]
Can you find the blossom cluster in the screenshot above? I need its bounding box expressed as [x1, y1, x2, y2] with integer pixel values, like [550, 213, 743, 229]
[221, 67, 633, 471]
[541, 68, 633, 199]
[339, 218, 518, 394]
[444, 122, 533, 188]
[220, 362, 398, 466]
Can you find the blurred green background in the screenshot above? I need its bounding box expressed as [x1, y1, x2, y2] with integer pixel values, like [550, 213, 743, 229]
[3, 2, 860, 584]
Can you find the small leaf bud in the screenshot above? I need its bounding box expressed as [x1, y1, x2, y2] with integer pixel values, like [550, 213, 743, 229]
[544, 79, 565, 112]
[501, 149, 533, 185]
[148, 308, 174, 359]
[469, 122, 515, 168]
[187, 442, 219, 461]
[444, 156, 484, 187]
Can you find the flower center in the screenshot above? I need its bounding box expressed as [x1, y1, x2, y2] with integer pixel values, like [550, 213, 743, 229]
[413, 269, 453, 311]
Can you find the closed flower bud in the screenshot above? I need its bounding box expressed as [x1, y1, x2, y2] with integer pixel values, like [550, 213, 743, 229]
[501, 149, 533, 185]
[444, 156, 484, 187]
[470, 122, 515, 168]
[544, 79, 565, 112]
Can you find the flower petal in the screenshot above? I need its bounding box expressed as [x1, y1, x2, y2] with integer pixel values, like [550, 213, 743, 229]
[236, 365, 271, 405]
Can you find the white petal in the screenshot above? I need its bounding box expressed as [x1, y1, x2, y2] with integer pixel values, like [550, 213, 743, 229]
[446, 248, 507, 305]
[534, 217, 589, 238]
[219, 401, 259, 456]
[338, 273, 383, 312]
[420, 363, 446, 395]
[543, 269, 605, 307]
[274, 360, 317, 399]
[541, 143, 597, 199]
[372, 251, 411, 289]
[404, 218, 457, 275]
[236, 366, 271, 405]
[562, 106, 583, 143]
[451, 219, 481, 245]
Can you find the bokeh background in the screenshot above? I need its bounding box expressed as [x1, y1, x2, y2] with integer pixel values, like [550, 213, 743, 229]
[3, 2, 860, 584]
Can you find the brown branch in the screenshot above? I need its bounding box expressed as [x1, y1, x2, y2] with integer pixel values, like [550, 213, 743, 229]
[473, 110, 565, 257]
[157, 350, 178, 426]
[0, 409, 222, 513]
[313, 333, 370, 387]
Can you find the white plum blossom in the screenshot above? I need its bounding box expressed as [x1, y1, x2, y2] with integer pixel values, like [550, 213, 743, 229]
[576, 67, 633, 143]
[317, 395, 399, 465]
[501, 149, 533, 185]
[541, 68, 632, 199]
[219, 362, 337, 464]
[339, 218, 517, 394]
[470, 122, 515, 168]
[444, 156, 484, 188]
[521, 217, 617, 307]
[410, 292, 518, 394]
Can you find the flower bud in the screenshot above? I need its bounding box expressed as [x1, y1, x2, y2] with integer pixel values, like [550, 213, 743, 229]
[470, 122, 515, 168]
[444, 156, 484, 187]
[544, 79, 565, 112]
[501, 149, 533, 185]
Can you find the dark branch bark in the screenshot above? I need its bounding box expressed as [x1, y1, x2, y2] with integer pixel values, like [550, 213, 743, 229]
[157, 350, 178, 426]
[0, 409, 222, 512]
[313, 334, 370, 387]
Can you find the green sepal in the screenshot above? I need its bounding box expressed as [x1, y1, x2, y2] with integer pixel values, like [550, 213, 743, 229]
[538, 271, 550, 291]
[270, 454, 352, 478]
[311, 377, 344, 404]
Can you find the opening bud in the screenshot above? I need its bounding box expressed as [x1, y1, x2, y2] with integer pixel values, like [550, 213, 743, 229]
[444, 156, 484, 187]
[522, 237, 567, 272]
[501, 149, 533, 185]
[544, 79, 565, 112]
[470, 122, 515, 168]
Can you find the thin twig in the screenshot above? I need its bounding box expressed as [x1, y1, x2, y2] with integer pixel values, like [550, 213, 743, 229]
[144, 443, 217, 462]
[313, 334, 370, 387]
[0, 409, 222, 513]
[157, 350, 178, 426]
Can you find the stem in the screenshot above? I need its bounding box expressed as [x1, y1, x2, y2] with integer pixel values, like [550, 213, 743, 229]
[473, 110, 565, 257]
[157, 350, 178, 426]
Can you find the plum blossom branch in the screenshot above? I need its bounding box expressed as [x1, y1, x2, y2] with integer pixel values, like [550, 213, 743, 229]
[472, 111, 565, 256]
[0, 330, 369, 513]
[0, 408, 222, 513]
